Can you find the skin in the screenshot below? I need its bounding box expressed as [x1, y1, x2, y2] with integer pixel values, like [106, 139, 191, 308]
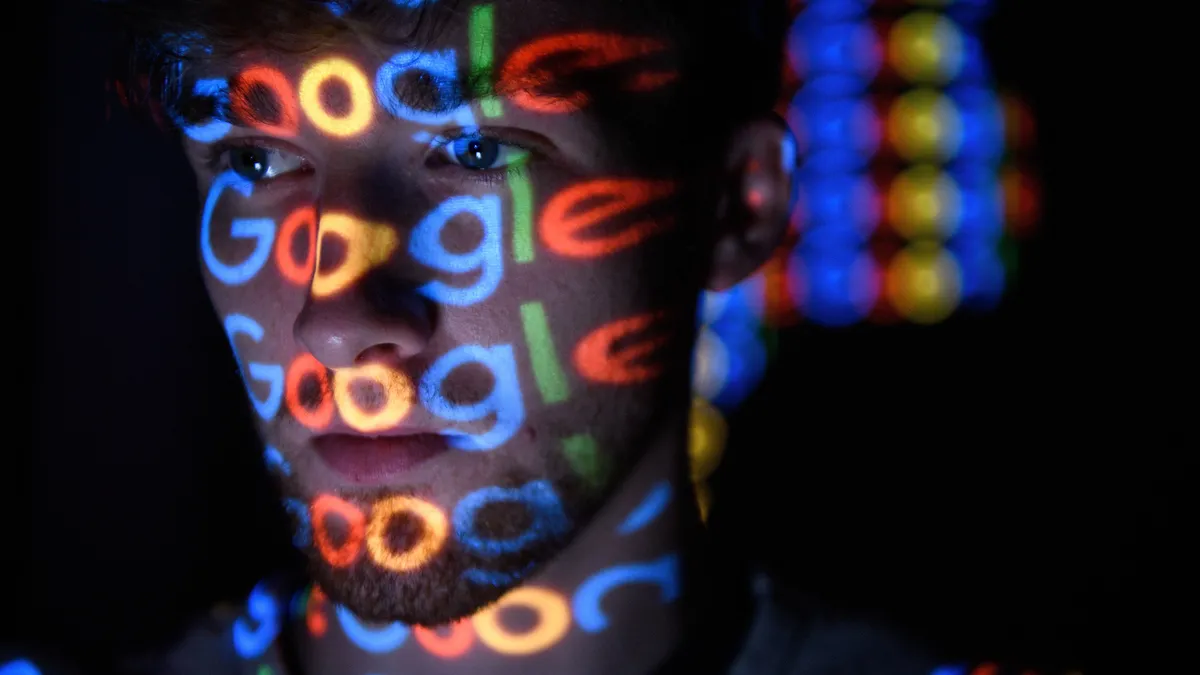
[176, 1, 792, 672]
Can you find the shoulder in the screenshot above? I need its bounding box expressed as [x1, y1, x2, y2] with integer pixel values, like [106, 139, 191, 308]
[115, 576, 303, 675]
[728, 574, 938, 675]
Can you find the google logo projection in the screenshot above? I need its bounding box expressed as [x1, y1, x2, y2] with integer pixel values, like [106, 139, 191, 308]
[231, 479, 680, 662]
[77, 1, 1042, 673]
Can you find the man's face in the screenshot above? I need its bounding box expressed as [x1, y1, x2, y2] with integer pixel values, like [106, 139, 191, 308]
[181, 1, 719, 626]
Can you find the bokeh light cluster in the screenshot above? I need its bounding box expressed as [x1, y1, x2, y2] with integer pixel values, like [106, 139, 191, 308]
[774, 0, 1039, 328]
[688, 0, 1040, 497]
[761, 0, 1033, 328]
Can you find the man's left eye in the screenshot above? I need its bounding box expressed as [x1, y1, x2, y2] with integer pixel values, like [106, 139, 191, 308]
[225, 145, 308, 182]
[442, 136, 529, 171]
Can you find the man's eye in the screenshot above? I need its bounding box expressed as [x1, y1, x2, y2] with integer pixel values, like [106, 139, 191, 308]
[441, 136, 530, 171]
[225, 145, 308, 182]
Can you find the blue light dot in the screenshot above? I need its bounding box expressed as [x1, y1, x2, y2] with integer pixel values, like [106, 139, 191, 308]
[798, 245, 878, 327]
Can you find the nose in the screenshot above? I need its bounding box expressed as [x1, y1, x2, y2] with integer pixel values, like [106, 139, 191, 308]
[294, 269, 434, 369]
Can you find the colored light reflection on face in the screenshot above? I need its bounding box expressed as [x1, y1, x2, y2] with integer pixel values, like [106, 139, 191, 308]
[540, 179, 677, 258]
[574, 312, 672, 385]
[182, 2, 756, 655]
[471, 586, 572, 655]
[230, 65, 300, 137]
[275, 206, 317, 285]
[366, 495, 450, 573]
[413, 619, 476, 658]
[331, 363, 415, 433]
[285, 353, 335, 430]
[260, 477, 681, 662]
[311, 213, 398, 298]
[298, 57, 375, 138]
[498, 33, 675, 114]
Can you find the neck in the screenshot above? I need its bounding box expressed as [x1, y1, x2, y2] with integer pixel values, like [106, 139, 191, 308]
[293, 407, 748, 675]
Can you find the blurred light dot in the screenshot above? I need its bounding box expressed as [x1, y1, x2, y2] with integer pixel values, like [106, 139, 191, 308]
[694, 480, 713, 524]
[699, 290, 731, 325]
[702, 279, 765, 328]
[952, 86, 1005, 160]
[1002, 166, 1041, 235]
[803, 173, 881, 240]
[785, 253, 807, 313]
[1002, 94, 1037, 151]
[889, 12, 964, 84]
[885, 242, 962, 324]
[689, 396, 728, 483]
[798, 245, 880, 326]
[951, 163, 1004, 240]
[802, 0, 873, 20]
[800, 73, 871, 98]
[951, 238, 1005, 310]
[887, 164, 962, 239]
[788, 94, 881, 159]
[709, 324, 768, 411]
[788, 19, 881, 80]
[0, 661, 41, 675]
[957, 33, 989, 82]
[692, 327, 729, 400]
[887, 88, 963, 161]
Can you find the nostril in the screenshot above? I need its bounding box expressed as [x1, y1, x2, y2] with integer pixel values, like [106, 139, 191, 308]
[355, 343, 407, 367]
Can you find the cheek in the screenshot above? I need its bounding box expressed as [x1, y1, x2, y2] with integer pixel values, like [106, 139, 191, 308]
[200, 190, 314, 328]
[200, 198, 313, 423]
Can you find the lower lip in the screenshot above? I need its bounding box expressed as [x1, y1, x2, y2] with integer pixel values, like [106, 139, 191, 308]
[311, 433, 451, 483]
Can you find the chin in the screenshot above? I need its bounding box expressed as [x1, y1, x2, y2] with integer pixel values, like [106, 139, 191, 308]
[305, 532, 568, 626]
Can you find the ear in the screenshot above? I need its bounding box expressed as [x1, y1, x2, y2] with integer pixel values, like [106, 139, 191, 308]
[706, 114, 796, 292]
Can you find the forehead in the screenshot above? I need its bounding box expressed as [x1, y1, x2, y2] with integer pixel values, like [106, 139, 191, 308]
[179, 0, 682, 76]
[172, 0, 691, 168]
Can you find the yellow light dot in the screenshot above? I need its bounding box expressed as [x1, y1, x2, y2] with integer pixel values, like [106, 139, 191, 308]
[889, 12, 964, 84]
[688, 396, 727, 483]
[694, 481, 712, 524]
[888, 88, 963, 162]
[885, 242, 962, 324]
[888, 165, 962, 239]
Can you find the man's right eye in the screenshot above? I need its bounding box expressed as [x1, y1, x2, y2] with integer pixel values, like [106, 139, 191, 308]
[219, 144, 309, 183]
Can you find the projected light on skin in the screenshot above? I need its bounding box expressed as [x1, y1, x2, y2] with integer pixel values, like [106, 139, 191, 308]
[238, 478, 681, 662]
[190, 1, 1033, 667]
[165, 0, 789, 671]
[225, 315, 285, 421]
[234, 582, 283, 659]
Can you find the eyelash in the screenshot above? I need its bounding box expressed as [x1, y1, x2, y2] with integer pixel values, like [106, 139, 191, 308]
[427, 130, 535, 187]
[201, 131, 536, 188]
[201, 138, 312, 179]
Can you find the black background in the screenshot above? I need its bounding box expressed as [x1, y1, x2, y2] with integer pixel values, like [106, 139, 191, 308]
[28, 0, 1184, 672]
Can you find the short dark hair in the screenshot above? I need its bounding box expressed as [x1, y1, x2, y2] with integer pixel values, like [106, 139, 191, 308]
[97, 0, 788, 135]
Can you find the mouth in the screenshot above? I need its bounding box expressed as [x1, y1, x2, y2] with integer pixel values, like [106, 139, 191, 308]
[311, 432, 454, 484]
